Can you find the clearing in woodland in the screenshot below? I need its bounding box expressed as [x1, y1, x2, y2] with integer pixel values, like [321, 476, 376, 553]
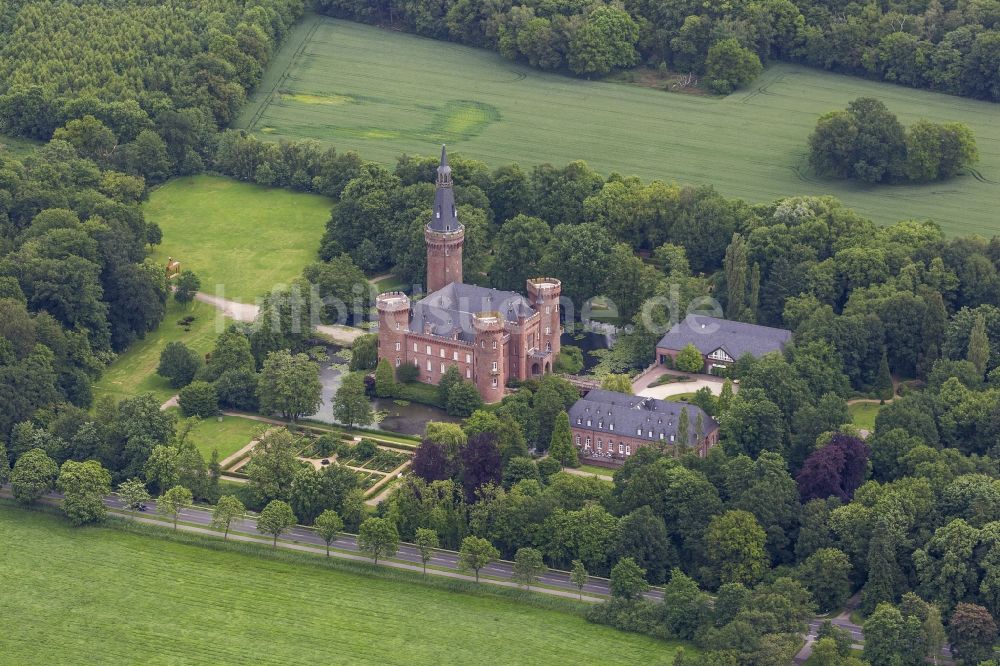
[236, 15, 1000, 236]
[146, 175, 332, 304]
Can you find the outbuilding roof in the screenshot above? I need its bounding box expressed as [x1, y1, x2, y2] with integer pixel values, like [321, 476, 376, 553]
[656, 314, 791, 360]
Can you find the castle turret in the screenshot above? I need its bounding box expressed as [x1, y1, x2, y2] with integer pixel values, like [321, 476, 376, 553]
[425, 145, 464, 293]
[375, 292, 410, 370]
[527, 277, 562, 364]
[473, 312, 506, 403]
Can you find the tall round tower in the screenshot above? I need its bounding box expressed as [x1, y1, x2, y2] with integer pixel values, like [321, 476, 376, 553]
[526, 277, 562, 368]
[473, 311, 506, 403]
[375, 292, 411, 369]
[425, 145, 464, 293]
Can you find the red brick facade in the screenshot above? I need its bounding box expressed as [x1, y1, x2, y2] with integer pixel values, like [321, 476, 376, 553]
[375, 279, 562, 403]
[374, 146, 561, 403]
[425, 225, 464, 294]
[570, 424, 719, 466]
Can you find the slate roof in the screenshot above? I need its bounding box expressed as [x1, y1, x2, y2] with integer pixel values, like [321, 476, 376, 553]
[569, 389, 718, 446]
[656, 314, 791, 360]
[428, 145, 461, 233]
[411, 282, 534, 342]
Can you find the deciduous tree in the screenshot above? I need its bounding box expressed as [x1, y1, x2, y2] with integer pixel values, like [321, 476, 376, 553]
[513, 547, 546, 590]
[258, 499, 297, 547]
[57, 460, 111, 525]
[211, 494, 245, 540]
[10, 448, 58, 504]
[358, 517, 399, 564]
[415, 527, 440, 573]
[157, 485, 193, 530]
[459, 535, 500, 582]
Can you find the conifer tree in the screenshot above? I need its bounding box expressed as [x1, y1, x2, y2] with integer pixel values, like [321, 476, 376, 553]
[548, 410, 578, 467]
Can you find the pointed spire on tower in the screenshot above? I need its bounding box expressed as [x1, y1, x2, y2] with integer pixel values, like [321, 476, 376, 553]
[429, 144, 460, 232]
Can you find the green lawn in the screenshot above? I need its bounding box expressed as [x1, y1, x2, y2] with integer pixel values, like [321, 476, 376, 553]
[146, 174, 333, 303]
[235, 15, 1000, 236]
[0, 505, 683, 665]
[848, 402, 882, 430]
[181, 414, 266, 461]
[93, 299, 227, 405]
[575, 463, 615, 477]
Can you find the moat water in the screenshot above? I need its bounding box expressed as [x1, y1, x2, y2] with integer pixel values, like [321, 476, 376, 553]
[306, 328, 610, 435]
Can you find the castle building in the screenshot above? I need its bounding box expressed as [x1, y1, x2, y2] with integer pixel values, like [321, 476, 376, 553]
[376, 146, 561, 403]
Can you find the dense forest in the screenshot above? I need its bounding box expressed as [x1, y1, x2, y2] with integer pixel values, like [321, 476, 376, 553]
[317, 0, 1000, 100]
[0, 0, 305, 179]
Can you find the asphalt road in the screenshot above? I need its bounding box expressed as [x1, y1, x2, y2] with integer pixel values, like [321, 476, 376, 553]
[105, 495, 664, 602]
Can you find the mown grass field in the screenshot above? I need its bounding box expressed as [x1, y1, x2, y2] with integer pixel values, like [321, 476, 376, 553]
[93, 299, 227, 405]
[848, 402, 882, 431]
[180, 414, 265, 461]
[0, 505, 683, 665]
[235, 15, 1000, 236]
[146, 175, 333, 303]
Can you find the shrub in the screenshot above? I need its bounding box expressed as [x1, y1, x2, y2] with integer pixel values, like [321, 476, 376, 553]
[396, 363, 419, 383]
[674, 344, 704, 373]
[354, 438, 378, 460]
[179, 380, 218, 418]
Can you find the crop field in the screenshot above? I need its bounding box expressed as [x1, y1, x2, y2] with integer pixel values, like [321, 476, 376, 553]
[146, 175, 333, 304]
[93, 299, 228, 405]
[235, 15, 1000, 236]
[0, 505, 683, 665]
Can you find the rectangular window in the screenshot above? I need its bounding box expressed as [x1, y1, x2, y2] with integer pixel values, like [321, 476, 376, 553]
[426, 345, 431, 355]
[491, 361, 498, 371]
[440, 348, 445, 358]
[545, 306, 550, 314]
[426, 360, 432, 371]
[440, 363, 445, 374]
[618, 443, 624, 454]
[492, 340, 497, 350]
[586, 437, 592, 447]
[453, 351, 458, 361]
[465, 353, 471, 363]
[491, 377, 498, 388]
[413, 342, 417, 352]
[545, 326, 551, 335]
[466, 368, 471, 379]
[625, 444, 631, 455]
[394, 342, 400, 351]
[669, 434, 675, 442]
[575, 435, 580, 446]
[597, 439, 602, 448]
[609, 423, 614, 431]
[395, 358, 400, 367]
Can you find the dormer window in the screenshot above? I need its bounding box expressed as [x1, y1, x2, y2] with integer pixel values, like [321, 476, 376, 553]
[659, 433, 664, 440]
[598, 420, 603, 429]
[648, 430, 653, 438]
[587, 420, 591, 427]
[609, 423, 614, 431]
[577, 418, 581, 425]
[670, 434, 675, 442]
[636, 428, 642, 436]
